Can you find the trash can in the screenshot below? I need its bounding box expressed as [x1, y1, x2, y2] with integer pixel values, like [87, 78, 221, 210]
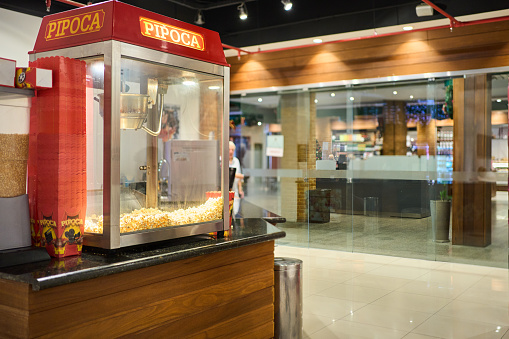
[307, 189, 331, 223]
[363, 196, 379, 217]
[274, 257, 303, 339]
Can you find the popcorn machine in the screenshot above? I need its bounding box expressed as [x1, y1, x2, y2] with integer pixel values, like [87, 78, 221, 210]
[30, 1, 230, 249]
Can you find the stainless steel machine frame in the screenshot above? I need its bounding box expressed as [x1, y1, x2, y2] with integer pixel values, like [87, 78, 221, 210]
[30, 40, 230, 249]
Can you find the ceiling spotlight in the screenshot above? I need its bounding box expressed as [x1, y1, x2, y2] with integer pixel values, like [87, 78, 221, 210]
[194, 10, 204, 25]
[238, 3, 248, 20]
[282, 0, 292, 11]
[330, 93, 335, 97]
[410, 95, 414, 99]
[403, 26, 413, 31]
[393, 91, 398, 95]
[313, 38, 322, 43]
[258, 98, 263, 102]
[497, 99, 502, 102]
[416, 3, 433, 17]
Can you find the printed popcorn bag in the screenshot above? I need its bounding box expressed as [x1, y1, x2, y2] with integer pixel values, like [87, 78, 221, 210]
[28, 56, 86, 258]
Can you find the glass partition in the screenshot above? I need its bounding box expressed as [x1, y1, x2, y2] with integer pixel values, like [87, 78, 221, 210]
[231, 71, 508, 268]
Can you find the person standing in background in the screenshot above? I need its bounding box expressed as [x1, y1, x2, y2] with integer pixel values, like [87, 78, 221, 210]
[229, 141, 244, 214]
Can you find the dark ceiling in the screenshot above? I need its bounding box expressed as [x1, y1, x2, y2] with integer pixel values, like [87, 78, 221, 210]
[1, 0, 507, 47]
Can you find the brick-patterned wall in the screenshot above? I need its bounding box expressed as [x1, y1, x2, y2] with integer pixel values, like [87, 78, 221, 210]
[280, 92, 316, 222]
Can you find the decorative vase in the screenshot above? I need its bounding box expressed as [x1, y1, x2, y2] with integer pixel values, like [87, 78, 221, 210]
[430, 200, 451, 242]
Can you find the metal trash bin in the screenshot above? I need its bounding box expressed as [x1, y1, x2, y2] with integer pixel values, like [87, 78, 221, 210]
[274, 257, 303, 339]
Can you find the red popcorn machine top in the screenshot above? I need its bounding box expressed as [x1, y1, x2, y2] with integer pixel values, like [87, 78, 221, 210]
[30, 0, 230, 250]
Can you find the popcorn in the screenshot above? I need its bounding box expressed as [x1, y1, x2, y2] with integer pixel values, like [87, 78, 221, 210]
[85, 197, 223, 234]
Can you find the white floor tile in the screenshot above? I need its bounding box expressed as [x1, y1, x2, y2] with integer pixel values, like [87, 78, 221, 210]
[402, 333, 441, 339]
[415, 270, 483, 287]
[434, 262, 501, 275]
[371, 291, 451, 313]
[306, 256, 382, 273]
[344, 273, 413, 290]
[437, 299, 509, 327]
[308, 320, 407, 339]
[303, 278, 339, 297]
[317, 283, 392, 303]
[470, 275, 509, 292]
[307, 267, 361, 283]
[412, 314, 508, 339]
[344, 304, 432, 332]
[392, 257, 445, 270]
[274, 245, 509, 339]
[303, 295, 366, 319]
[302, 313, 334, 335]
[456, 283, 509, 307]
[368, 264, 430, 280]
[396, 279, 467, 299]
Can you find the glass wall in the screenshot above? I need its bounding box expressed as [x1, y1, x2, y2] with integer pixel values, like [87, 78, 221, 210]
[230, 72, 508, 268]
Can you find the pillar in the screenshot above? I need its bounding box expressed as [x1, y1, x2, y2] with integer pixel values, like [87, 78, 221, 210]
[280, 92, 315, 222]
[452, 75, 492, 247]
[382, 101, 407, 155]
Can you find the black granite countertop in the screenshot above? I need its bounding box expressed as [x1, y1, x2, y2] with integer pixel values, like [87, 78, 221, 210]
[236, 199, 286, 225]
[0, 218, 285, 291]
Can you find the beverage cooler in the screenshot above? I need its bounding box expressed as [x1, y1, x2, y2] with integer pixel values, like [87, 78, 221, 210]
[29, 1, 230, 249]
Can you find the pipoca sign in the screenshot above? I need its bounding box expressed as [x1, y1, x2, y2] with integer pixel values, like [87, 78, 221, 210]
[139, 17, 205, 51]
[45, 10, 105, 40]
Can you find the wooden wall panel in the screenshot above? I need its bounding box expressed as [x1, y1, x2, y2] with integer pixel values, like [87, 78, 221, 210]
[227, 20, 509, 92]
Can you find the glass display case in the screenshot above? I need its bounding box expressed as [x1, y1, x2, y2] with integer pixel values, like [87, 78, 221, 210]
[30, 1, 230, 249]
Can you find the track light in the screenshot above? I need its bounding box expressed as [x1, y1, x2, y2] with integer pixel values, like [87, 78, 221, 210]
[194, 10, 204, 25]
[282, 0, 292, 11]
[238, 3, 248, 20]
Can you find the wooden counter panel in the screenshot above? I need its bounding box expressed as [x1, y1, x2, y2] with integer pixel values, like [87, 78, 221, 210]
[29, 240, 274, 313]
[132, 289, 274, 338]
[1, 241, 276, 338]
[0, 280, 30, 339]
[30, 258, 274, 337]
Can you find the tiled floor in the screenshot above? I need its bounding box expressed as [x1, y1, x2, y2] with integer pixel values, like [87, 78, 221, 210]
[274, 245, 509, 339]
[246, 181, 508, 268]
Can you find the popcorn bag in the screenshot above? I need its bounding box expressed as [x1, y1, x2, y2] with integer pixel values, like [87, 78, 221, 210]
[28, 56, 86, 258]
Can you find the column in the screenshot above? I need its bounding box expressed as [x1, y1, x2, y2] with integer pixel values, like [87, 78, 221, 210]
[452, 75, 492, 247]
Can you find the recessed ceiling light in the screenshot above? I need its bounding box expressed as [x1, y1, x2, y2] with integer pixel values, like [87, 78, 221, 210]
[403, 26, 413, 31]
[314, 99, 318, 103]
[497, 99, 502, 102]
[393, 91, 398, 95]
[410, 95, 414, 99]
[330, 93, 335, 97]
[313, 38, 323, 43]
[208, 85, 220, 90]
[258, 98, 263, 102]
[182, 80, 196, 86]
[257, 121, 262, 126]
[349, 96, 355, 101]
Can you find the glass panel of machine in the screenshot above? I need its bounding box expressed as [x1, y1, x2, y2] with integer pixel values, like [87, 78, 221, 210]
[86, 57, 223, 234]
[84, 57, 105, 235]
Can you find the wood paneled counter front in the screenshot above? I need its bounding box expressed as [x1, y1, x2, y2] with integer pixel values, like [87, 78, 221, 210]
[0, 218, 285, 338]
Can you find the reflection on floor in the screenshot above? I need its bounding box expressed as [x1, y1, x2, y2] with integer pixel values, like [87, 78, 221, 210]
[246, 181, 508, 268]
[275, 245, 509, 339]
